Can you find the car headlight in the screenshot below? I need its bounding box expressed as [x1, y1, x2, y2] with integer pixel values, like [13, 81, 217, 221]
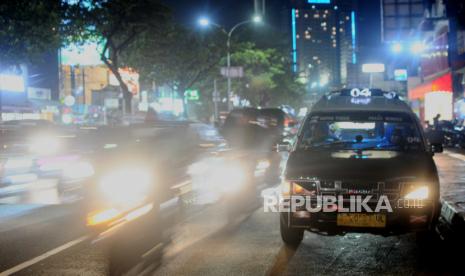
[404, 186, 429, 200]
[281, 180, 316, 196]
[63, 161, 94, 179]
[99, 167, 152, 208]
[29, 135, 61, 155]
[215, 162, 247, 193]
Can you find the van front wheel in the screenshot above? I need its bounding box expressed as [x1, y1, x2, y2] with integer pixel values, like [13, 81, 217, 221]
[280, 215, 304, 246]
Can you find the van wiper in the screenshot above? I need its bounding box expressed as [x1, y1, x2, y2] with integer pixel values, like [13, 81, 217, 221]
[299, 140, 354, 150]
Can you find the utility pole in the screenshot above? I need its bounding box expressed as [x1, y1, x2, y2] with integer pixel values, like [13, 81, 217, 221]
[213, 79, 219, 123]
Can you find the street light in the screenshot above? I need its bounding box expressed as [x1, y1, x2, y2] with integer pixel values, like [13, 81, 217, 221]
[198, 17, 210, 27]
[252, 15, 262, 23]
[198, 15, 263, 111]
[391, 42, 402, 53]
[410, 41, 426, 54]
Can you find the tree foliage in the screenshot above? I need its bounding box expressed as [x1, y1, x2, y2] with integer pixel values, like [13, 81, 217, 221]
[124, 24, 226, 97]
[71, 0, 171, 111]
[231, 42, 305, 108]
[0, 0, 63, 66]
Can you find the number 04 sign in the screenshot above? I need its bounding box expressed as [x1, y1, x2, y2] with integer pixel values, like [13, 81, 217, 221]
[350, 88, 371, 97]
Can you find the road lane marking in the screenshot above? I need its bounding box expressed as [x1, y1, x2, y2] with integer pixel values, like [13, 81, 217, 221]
[0, 235, 88, 276]
[444, 151, 465, 162]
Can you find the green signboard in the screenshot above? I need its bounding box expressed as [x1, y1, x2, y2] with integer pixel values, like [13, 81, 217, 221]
[185, 89, 200, 101]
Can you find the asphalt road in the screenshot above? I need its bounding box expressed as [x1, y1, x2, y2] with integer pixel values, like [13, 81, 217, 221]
[1, 151, 464, 275]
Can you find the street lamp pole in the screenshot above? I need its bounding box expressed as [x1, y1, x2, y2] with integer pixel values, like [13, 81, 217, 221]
[225, 20, 255, 111]
[226, 34, 232, 111]
[200, 17, 262, 111]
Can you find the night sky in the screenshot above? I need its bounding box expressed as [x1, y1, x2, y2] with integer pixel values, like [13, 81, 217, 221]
[165, 0, 383, 62]
[165, 0, 256, 28]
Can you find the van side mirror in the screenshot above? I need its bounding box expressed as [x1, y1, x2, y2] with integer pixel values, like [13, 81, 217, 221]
[431, 143, 443, 153]
[426, 130, 444, 154]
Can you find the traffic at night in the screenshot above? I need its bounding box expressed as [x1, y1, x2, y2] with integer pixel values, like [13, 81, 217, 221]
[1, 0, 465, 275]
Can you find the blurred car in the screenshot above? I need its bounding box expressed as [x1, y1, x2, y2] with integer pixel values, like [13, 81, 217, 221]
[82, 121, 261, 274]
[220, 107, 296, 182]
[0, 121, 95, 199]
[259, 107, 299, 139]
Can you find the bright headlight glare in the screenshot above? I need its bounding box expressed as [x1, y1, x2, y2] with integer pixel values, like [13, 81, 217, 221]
[87, 208, 121, 226]
[29, 135, 61, 155]
[99, 167, 152, 207]
[216, 163, 247, 193]
[281, 181, 291, 196]
[256, 159, 271, 170]
[63, 161, 94, 179]
[404, 186, 429, 200]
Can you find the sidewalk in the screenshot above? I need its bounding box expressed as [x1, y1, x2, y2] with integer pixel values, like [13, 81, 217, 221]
[435, 150, 465, 239]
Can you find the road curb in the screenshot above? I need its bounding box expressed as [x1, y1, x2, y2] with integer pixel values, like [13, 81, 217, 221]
[438, 199, 465, 241]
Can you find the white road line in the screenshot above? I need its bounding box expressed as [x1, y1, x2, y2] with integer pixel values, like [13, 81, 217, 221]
[444, 151, 465, 162]
[0, 235, 88, 276]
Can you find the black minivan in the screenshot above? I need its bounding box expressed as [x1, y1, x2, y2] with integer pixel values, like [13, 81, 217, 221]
[278, 89, 443, 245]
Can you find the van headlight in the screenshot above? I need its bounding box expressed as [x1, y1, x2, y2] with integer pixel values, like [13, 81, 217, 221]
[404, 186, 429, 200]
[99, 167, 152, 208]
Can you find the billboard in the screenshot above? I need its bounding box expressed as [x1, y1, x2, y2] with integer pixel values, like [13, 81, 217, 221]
[394, 69, 408, 81]
[0, 74, 25, 93]
[61, 41, 106, 66]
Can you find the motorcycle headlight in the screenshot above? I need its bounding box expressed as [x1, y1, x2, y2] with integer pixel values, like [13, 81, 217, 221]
[99, 167, 152, 208]
[404, 186, 429, 200]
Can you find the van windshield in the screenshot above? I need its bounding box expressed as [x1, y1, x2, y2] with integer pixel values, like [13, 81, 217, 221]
[298, 112, 424, 152]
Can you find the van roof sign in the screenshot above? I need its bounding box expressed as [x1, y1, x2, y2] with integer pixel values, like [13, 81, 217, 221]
[327, 89, 398, 99]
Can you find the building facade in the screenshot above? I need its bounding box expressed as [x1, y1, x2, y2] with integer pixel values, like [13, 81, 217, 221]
[381, 0, 425, 43]
[406, 0, 465, 121]
[289, 0, 358, 93]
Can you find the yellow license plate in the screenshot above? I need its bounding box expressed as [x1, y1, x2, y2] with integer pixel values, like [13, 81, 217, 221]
[337, 213, 386, 228]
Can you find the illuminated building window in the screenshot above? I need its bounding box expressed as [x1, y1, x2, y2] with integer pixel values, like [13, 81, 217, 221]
[314, 14, 320, 18]
[346, 16, 350, 20]
[296, 34, 300, 39]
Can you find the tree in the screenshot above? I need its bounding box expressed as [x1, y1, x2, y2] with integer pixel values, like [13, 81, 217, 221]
[0, 0, 63, 67]
[125, 24, 226, 99]
[230, 42, 305, 108]
[75, 0, 170, 112]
